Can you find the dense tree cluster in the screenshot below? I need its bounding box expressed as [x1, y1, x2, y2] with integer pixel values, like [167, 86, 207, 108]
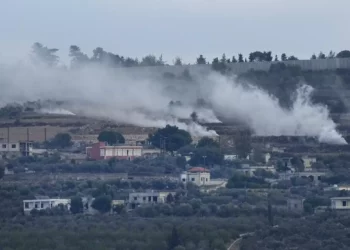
[241, 212, 350, 250]
[97, 130, 125, 145]
[31, 42, 350, 68]
[148, 125, 192, 153]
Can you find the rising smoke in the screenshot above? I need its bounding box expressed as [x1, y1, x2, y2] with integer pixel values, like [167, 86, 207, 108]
[0, 58, 346, 144]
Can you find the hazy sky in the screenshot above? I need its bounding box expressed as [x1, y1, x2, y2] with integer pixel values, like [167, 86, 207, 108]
[0, 0, 349, 64]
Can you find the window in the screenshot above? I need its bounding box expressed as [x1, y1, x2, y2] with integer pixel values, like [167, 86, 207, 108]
[35, 203, 39, 209]
[148, 196, 152, 202]
[182, 178, 186, 182]
[11, 144, 16, 149]
[191, 178, 195, 182]
[134, 197, 137, 201]
[24, 202, 29, 209]
[206, 178, 208, 181]
[343, 201, 347, 207]
[127, 150, 129, 156]
[201, 177, 204, 181]
[153, 196, 158, 202]
[2, 144, 6, 149]
[41, 203, 44, 209]
[143, 197, 146, 201]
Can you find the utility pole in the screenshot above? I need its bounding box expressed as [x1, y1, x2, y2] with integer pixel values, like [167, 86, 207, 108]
[160, 136, 167, 157]
[202, 155, 207, 166]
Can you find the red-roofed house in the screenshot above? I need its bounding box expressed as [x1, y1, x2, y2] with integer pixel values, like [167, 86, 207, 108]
[180, 167, 211, 186]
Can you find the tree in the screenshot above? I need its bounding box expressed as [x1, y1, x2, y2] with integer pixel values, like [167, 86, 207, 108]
[180, 69, 192, 81]
[220, 53, 227, 64]
[336, 50, 350, 58]
[328, 50, 336, 58]
[51, 133, 72, 148]
[287, 55, 298, 60]
[311, 54, 317, 60]
[291, 157, 305, 172]
[238, 54, 244, 62]
[0, 166, 4, 179]
[274, 55, 279, 61]
[197, 137, 219, 148]
[167, 226, 181, 250]
[70, 196, 83, 214]
[174, 57, 182, 66]
[318, 52, 326, 59]
[211, 57, 228, 73]
[31, 42, 59, 66]
[148, 125, 192, 152]
[188, 146, 223, 166]
[166, 193, 174, 203]
[141, 55, 164, 66]
[69, 45, 89, 66]
[196, 55, 206, 64]
[190, 112, 198, 122]
[98, 131, 125, 145]
[91, 195, 112, 213]
[176, 156, 187, 169]
[281, 53, 287, 61]
[235, 132, 252, 159]
[231, 56, 237, 63]
[91, 47, 105, 62]
[267, 193, 274, 226]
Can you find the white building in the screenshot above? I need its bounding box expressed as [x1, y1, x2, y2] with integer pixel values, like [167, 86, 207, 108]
[128, 191, 175, 209]
[238, 165, 276, 177]
[224, 154, 238, 161]
[0, 141, 33, 156]
[302, 156, 317, 170]
[331, 197, 350, 210]
[86, 142, 144, 161]
[23, 196, 70, 215]
[180, 167, 211, 186]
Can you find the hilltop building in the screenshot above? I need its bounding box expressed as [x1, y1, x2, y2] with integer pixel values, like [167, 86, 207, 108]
[180, 167, 211, 186]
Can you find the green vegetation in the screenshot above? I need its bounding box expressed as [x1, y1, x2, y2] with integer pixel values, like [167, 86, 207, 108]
[49, 133, 72, 148]
[91, 195, 112, 213]
[70, 196, 83, 214]
[98, 130, 125, 145]
[149, 125, 192, 152]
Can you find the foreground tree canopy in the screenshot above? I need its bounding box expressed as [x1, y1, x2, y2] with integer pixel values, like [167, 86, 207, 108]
[149, 125, 192, 152]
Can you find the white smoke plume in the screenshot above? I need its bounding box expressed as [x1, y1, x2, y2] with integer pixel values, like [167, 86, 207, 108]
[0, 61, 218, 137]
[0, 59, 346, 144]
[204, 74, 346, 145]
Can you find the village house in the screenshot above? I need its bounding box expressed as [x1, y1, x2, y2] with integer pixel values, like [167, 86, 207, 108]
[23, 196, 70, 215]
[128, 191, 175, 209]
[287, 197, 305, 213]
[302, 156, 317, 170]
[331, 197, 350, 210]
[86, 142, 143, 160]
[237, 164, 276, 177]
[180, 167, 211, 186]
[0, 141, 34, 157]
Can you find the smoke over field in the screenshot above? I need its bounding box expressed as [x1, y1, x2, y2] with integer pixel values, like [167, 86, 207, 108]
[0, 58, 346, 144]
